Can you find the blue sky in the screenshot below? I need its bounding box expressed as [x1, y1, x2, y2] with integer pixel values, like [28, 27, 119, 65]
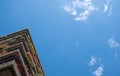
[0, 0, 120, 76]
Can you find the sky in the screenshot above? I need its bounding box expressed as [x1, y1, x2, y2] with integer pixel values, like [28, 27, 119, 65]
[0, 0, 120, 76]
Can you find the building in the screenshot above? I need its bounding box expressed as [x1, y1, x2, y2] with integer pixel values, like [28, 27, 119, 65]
[0, 29, 44, 76]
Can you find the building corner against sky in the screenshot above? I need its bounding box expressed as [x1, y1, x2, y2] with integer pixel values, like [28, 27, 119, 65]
[0, 29, 44, 76]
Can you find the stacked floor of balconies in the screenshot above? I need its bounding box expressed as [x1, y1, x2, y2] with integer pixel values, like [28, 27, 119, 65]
[0, 29, 44, 76]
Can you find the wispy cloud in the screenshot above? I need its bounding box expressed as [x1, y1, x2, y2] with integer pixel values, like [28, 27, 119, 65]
[63, 0, 114, 21]
[63, 0, 97, 21]
[104, 4, 108, 13]
[88, 56, 96, 66]
[103, 0, 113, 16]
[114, 53, 118, 58]
[75, 10, 89, 21]
[93, 67, 104, 76]
[88, 56, 104, 76]
[63, 5, 77, 16]
[108, 38, 120, 48]
[108, 5, 113, 16]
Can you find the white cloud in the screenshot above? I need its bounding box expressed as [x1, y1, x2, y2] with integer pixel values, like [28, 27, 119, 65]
[63, 0, 97, 21]
[93, 67, 104, 76]
[63, 0, 114, 21]
[75, 10, 89, 21]
[63, 5, 77, 16]
[108, 38, 120, 48]
[88, 57, 104, 76]
[103, 0, 113, 16]
[88, 56, 96, 66]
[104, 4, 108, 13]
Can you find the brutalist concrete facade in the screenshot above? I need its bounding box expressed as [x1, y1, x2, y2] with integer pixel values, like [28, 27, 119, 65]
[0, 29, 44, 76]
